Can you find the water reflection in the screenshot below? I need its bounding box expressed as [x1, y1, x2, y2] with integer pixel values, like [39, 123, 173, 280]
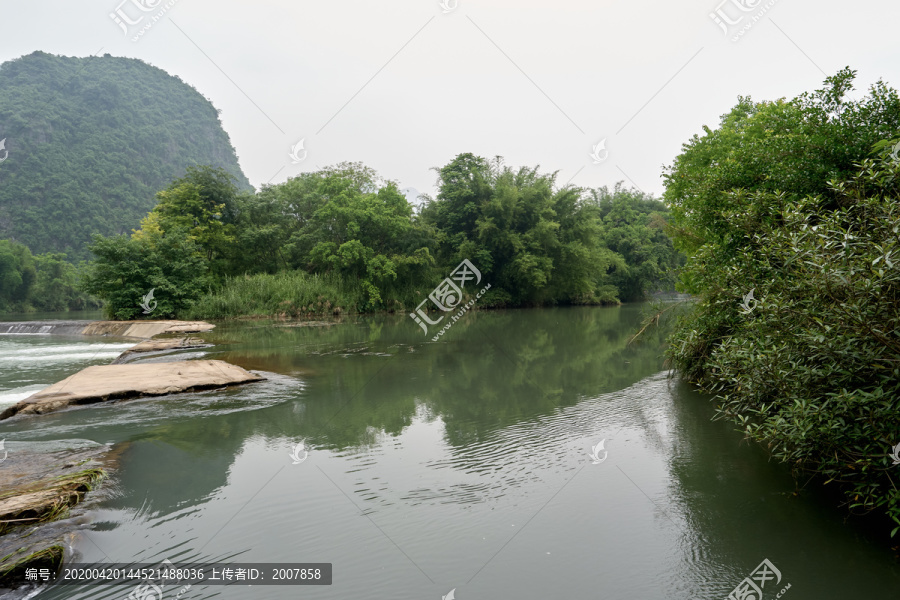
[3, 305, 900, 599]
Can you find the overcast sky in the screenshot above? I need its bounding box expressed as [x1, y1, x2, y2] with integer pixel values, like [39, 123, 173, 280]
[2, 0, 898, 199]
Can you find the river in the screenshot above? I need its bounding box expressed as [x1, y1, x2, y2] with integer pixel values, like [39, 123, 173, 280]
[1, 305, 898, 599]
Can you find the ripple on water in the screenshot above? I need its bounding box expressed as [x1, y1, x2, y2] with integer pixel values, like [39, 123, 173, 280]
[408, 372, 674, 505]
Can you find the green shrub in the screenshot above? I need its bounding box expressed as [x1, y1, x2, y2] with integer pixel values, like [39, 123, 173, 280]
[669, 155, 900, 534]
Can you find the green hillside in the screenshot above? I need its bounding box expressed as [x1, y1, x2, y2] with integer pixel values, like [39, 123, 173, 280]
[0, 51, 252, 261]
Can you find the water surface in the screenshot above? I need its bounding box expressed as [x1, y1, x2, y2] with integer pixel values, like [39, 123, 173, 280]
[1, 306, 898, 599]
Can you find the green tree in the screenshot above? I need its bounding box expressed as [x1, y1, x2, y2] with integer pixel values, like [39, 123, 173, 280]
[138, 166, 240, 277]
[81, 228, 210, 320]
[291, 166, 434, 309]
[31, 252, 98, 311]
[589, 184, 683, 301]
[663, 67, 900, 273]
[422, 155, 662, 306]
[0, 239, 36, 310]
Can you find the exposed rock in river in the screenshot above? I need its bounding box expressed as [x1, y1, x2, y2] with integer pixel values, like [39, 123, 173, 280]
[0, 443, 114, 590]
[81, 320, 215, 339]
[112, 336, 209, 364]
[0, 360, 264, 420]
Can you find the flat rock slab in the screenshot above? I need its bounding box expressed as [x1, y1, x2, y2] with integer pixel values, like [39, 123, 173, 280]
[113, 336, 208, 364]
[0, 360, 263, 420]
[80, 320, 215, 339]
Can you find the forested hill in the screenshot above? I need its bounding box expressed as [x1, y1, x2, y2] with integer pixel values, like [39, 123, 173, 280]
[0, 51, 252, 261]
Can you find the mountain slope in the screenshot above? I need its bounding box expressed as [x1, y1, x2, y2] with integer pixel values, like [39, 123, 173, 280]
[0, 51, 252, 260]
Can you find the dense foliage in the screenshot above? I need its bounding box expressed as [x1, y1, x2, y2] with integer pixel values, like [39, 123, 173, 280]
[83, 157, 682, 319]
[664, 68, 900, 533]
[589, 184, 684, 302]
[419, 154, 681, 307]
[0, 51, 251, 262]
[0, 238, 97, 312]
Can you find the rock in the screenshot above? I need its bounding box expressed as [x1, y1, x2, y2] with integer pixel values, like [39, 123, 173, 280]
[0, 444, 111, 589]
[0, 360, 264, 420]
[113, 336, 208, 364]
[80, 320, 215, 339]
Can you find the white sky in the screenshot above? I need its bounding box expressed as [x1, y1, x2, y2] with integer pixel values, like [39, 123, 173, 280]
[2, 0, 898, 199]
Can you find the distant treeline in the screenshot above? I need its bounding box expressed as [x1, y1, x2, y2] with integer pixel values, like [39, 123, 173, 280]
[0, 241, 99, 312]
[77, 155, 684, 320]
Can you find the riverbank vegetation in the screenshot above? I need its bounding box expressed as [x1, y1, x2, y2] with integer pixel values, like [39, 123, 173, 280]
[0, 240, 99, 312]
[81, 159, 684, 320]
[664, 68, 900, 534]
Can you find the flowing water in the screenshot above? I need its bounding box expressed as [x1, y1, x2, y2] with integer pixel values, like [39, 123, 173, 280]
[1, 305, 899, 599]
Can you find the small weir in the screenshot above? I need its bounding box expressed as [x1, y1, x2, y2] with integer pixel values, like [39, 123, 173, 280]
[0, 321, 93, 336]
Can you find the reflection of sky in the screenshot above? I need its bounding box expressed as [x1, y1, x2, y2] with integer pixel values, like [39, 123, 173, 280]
[20, 365, 900, 600]
[51, 374, 711, 599]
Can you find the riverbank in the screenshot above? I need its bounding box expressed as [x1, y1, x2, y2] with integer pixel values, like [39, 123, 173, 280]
[181, 269, 670, 322]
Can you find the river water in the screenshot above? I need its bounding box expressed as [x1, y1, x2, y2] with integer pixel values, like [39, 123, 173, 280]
[1, 305, 898, 599]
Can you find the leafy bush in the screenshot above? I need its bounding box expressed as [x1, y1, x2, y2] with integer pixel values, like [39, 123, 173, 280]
[665, 70, 900, 536]
[697, 159, 900, 533]
[81, 228, 210, 320]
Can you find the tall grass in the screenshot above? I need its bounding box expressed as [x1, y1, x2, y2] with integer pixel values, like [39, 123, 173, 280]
[184, 271, 362, 320]
[185, 269, 495, 321]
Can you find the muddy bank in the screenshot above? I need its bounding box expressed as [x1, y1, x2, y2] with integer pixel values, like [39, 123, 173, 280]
[0, 443, 114, 590]
[0, 360, 264, 420]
